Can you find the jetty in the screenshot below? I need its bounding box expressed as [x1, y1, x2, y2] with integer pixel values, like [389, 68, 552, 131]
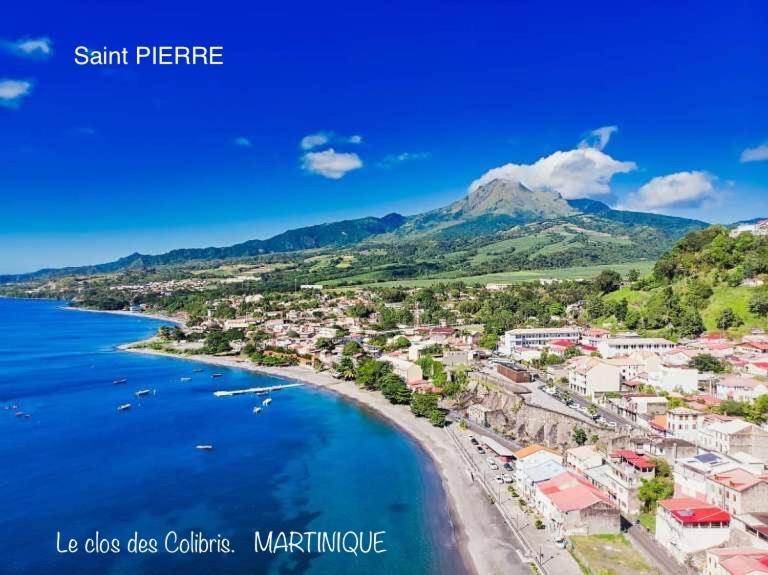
[213, 383, 302, 397]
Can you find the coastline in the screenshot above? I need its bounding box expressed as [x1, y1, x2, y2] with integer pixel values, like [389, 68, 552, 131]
[120, 344, 524, 575]
[62, 305, 184, 326]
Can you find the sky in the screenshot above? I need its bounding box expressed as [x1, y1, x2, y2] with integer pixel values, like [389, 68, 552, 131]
[1, 0, 767, 274]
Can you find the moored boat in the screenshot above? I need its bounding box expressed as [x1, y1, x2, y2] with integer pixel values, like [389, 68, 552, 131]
[262, 398, 272, 406]
[117, 403, 131, 412]
[252, 407, 262, 414]
[180, 377, 192, 382]
[196, 444, 214, 450]
[113, 378, 128, 384]
[211, 373, 223, 378]
[135, 389, 151, 397]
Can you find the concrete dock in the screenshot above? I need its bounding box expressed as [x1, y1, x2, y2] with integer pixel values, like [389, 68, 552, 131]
[213, 383, 303, 397]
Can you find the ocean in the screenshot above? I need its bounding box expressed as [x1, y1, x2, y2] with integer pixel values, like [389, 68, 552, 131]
[0, 298, 466, 575]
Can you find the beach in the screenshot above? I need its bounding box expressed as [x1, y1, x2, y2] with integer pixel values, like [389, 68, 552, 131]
[121, 344, 527, 575]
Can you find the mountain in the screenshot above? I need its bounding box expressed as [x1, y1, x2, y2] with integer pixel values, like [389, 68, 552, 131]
[1, 179, 708, 284]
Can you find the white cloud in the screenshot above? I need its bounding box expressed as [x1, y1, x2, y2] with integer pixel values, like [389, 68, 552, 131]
[621, 171, 717, 211]
[300, 132, 331, 150]
[0, 79, 33, 108]
[469, 147, 636, 199]
[578, 125, 618, 151]
[302, 148, 363, 179]
[378, 151, 430, 168]
[741, 143, 768, 163]
[234, 136, 252, 147]
[3, 37, 52, 58]
[348, 134, 363, 144]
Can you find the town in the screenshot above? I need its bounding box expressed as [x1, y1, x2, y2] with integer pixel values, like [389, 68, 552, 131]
[8, 222, 768, 575]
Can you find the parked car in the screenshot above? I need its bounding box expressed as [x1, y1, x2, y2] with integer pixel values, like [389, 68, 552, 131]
[495, 476, 504, 484]
[488, 462, 499, 470]
[554, 537, 567, 549]
[476, 446, 485, 454]
[502, 474, 513, 483]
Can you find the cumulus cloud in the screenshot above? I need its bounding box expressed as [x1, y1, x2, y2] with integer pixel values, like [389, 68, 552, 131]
[578, 125, 618, 151]
[300, 132, 331, 150]
[741, 143, 768, 163]
[3, 37, 52, 58]
[233, 136, 252, 147]
[469, 147, 636, 199]
[621, 171, 717, 211]
[378, 151, 430, 168]
[0, 79, 33, 108]
[348, 134, 363, 144]
[302, 148, 363, 179]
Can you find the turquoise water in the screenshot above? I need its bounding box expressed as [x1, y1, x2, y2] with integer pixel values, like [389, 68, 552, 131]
[0, 298, 465, 574]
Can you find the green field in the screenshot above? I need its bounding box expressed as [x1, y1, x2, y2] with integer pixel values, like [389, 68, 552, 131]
[328, 261, 655, 289]
[702, 285, 768, 334]
[570, 534, 656, 575]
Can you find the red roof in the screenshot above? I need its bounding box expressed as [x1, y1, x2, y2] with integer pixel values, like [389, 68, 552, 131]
[550, 339, 576, 348]
[659, 497, 730, 525]
[538, 471, 612, 512]
[611, 449, 656, 469]
[580, 344, 598, 352]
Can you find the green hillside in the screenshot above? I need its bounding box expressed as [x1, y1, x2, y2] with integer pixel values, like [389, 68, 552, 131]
[600, 226, 768, 337]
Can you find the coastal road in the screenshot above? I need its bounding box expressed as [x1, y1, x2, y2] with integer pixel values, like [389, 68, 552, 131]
[448, 426, 582, 575]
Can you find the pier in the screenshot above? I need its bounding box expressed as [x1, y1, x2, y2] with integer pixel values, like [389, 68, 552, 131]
[213, 383, 303, 397]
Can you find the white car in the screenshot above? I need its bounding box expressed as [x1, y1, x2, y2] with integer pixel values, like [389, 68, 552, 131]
[488, 462, 499, 470]
[495, 476, 504, 484]
[502, 474, 513, 483]
[606, 421, 617, 428]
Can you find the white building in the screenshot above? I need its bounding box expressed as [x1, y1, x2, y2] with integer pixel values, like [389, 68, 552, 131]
[648, 364, 702, 394]
[655, 497, 731, 565]
[501, 327, 580, 353]
[568, 357, 622, 399]
[597, 337, 675, 358]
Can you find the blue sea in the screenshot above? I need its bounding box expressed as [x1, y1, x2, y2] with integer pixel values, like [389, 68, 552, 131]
[0, 298, 465, 575]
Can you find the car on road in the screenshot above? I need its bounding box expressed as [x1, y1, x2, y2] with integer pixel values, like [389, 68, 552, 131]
[554, 537, 567, 549]
[495, 475, 504, 484]
[605, 421, 617, 428]
[502, 474, 513, 483]
[488, 462, 499, 470]
[476, 446, 485, 454]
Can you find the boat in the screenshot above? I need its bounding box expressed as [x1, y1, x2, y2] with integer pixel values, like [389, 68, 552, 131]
[252, 407, 262, 414]
[193, 368, 204, 373]
[113, 378, 128, 385]
[135, 389, 151, 397]
[211, 373, 224, 378]
[262, 398, 272, 406]
[117, 404, 131, 412]
[180, 377, 192, 382]
[196, 444, 214, 450]
[255, 390, 269, 396]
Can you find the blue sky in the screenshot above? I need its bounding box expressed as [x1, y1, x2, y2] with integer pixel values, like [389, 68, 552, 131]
[1, 0, 767, 274]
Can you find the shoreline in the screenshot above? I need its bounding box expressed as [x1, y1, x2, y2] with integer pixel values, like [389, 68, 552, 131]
[120, 344, 524, 575]
[63, 305, 185, 326]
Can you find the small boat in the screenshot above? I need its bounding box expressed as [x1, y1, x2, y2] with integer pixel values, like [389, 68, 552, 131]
[180, 377, 192, 382]
[196, 444, 214, 450]
[14, 411, 27, 418]
[113, 378, 128, 385]
[117, 404, 131, 412]
[211, 373, 224, 378]
[135, 389, 151, 397]
[255, 390, 269, 396]
[193, 368, 204, 373]
[252, 407, 262, 414]
[262, 398, 272, 406]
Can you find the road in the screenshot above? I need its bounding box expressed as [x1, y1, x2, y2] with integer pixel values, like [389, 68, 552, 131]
[448, 426, 582, 575]
[626, 524, 686, 575]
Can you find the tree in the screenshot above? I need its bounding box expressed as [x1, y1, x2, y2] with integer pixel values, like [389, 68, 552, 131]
[689, 353, 725, 373]
[315, 337, 335, 351]
[428, 408, 447, 427]
[381, 374, 412, 405]
[594, 269, 622, 294]
[638, 477, 674, 512]
[572, 427, 588, 446]
[342, 340, 363, 356]
[749, 292, 768, 317]
[716, 307, 742, 330]
[390, 336, 411, 350]
[478, 333, 499, 350]
[335, 356, 357, 380]
[355, 359, 391, 390]
[626, 268, 640, 283]
[411, 392, 439, 418]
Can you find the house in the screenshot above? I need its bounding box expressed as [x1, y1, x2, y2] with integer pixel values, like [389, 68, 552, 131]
[698, 420, 768, 461]
[515, 449, 564, 499]
[737, 341, 768, 355]
[629, 435, 697, 466]
[566, 445, 604, 475]
[730, 514, 768, 550]
[598, 337, 676, 359]
[746, 361, 768, 378]
[706, 468, 768, 515]
[536, 471, 620, 537]
[667, 407, 705, 442]
[704, 547, 768, 575]
[604, 449, 656, 515]
[501, 327, 581, 353]
[715, 375, 768, 402]
[674, 452, 735, 500]
[467, 404, 495, 427]
[655, 497, 731, 565]
[381, 354, 423, 383]
[568, 357, 623, 399]
[648, 364, 702, 394]
[581, 327, 611, 348]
